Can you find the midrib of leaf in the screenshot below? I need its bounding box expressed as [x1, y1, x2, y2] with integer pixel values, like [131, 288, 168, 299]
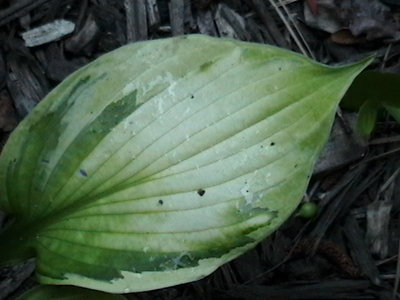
[22, 77, 335, 237]
[74, 71, 341, 204]
[50, 59, 311, 211]
[51, 64, 317, 211]
[111, 71, 336, 183]
[46, 59, 261, 209]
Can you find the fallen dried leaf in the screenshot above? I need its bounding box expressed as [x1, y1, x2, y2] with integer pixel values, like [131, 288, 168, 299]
[304, 0, 399, 41]
[330, 29, 364, 45]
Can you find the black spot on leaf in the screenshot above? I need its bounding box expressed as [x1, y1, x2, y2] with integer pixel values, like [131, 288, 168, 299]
[158, 199, 164, 205]
[79, 169, 88, 177]
[197, 189, 206, 196]
[270, 142, 275, 146]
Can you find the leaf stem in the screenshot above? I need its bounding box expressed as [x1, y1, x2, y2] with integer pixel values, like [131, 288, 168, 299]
[0, 221, 36, 267]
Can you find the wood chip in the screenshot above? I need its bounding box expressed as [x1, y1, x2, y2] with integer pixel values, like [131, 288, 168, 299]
[6, 51, 49, 117]
[65, 13, 100, 55]
[74, 0, 89, 30]
[215, 264, 238, 288]
[36, 44, 86, 82]
[217, 3, 250, 41]
[0, 261, 35, 300]
[0, 90, 18, 132]
[249, 0, 288, 47]
[91, 4, 126, 51]
[214, 4, 239, 39]
[366, 200, 392, 259]
[344, 215, 381, 285]
[314, 113, 367, 175]
[196, 9, 218, 36]
[246, 18, 266, 43]
[169, 0, 185, 36]
[146, 0, 160, 30]
[7, 72, 38, 117]
[310, 163, 381, 241]
[0, 0, 55, 27]
[124, 0, 148, 42]
[184, 0, 196, 32]
[21, 19, 75, 47]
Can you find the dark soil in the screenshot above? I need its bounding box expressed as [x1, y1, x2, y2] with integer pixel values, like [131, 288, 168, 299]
[1, 1, 400, 299]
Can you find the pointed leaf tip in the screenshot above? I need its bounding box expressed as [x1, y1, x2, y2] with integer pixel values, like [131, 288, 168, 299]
[0, 35, 372, 293]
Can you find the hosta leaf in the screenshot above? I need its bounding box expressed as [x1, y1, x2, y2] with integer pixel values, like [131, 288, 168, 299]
[341, 70, 400, 135]
[356, 100, 381, 137]
[341, 70, 400, 110]
[385, 104, 400, 123]
[0, 35, 370, 293]
[17, 285, 126, 300]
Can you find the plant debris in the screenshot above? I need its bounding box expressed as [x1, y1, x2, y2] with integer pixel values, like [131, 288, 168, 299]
[21, 19, 75, 47]
[0, 0, 399, 299]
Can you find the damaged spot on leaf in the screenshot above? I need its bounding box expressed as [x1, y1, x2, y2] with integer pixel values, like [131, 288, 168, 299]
[199, 61, 213, 72]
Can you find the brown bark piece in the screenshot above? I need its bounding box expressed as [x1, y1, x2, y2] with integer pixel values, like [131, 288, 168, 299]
[0, 90, 18, 132]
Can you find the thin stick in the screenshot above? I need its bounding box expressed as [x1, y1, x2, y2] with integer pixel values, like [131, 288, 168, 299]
[268, 0, 308, 56]
[0, 0, 54, 27]
[378, 168, 400, 194]
[381, 43, 392, 72]
[370, 135, 400, 145]
[277, 0, 301, 6]
[241, 219, 312, 285]
[392, 238, 400, 300]
[278, 0, 315, 59]
[361, 146, 400, 164]
[376, 255, 398, 266]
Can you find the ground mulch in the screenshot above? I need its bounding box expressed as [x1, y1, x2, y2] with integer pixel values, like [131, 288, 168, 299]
[0, 1, 400, 299]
